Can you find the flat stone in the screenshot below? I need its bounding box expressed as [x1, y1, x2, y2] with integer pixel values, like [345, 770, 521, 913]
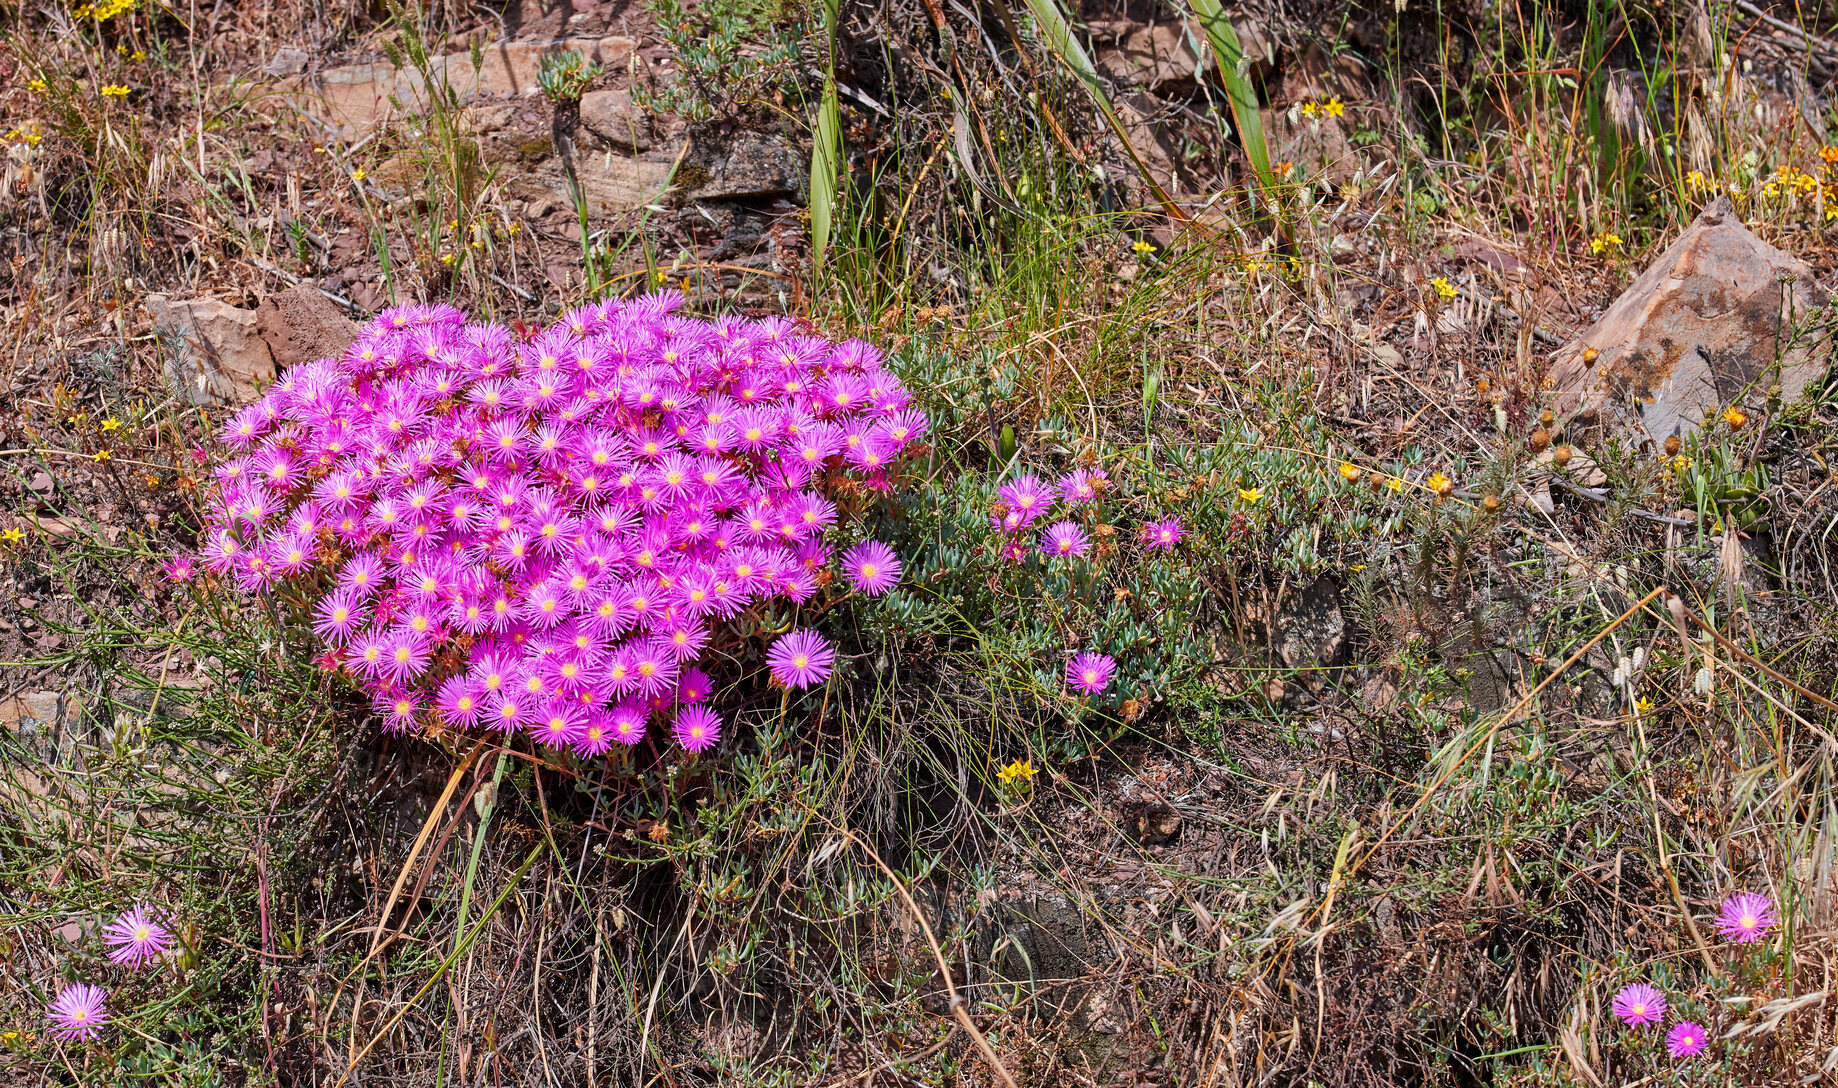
[578, 87, 651, 151]
[683, 132, 805, 203]
[255, 284, 358, 369]
[1276, 577, 1346, 669]
[147, 295, 275, 405]
[1550, 196, 1831, 441]
[291, 35, 638, 136]
[495, 145, 680, 217]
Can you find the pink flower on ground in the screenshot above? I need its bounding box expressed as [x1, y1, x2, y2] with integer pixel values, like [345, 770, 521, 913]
[1139, 517, 1186, 551]
[1040, 520, 1090, 559]
[673, 706, 722, 753]
[767, 629, 834, 689]
[46, 983, 109, 1042]
[842, 540, 901, 596]
[1715, 892, 1777, 944]
[1666, 1021, 1708, 1058]
[103, 904, 174, 968]
[1065, 652, 1116, 696]
[1612, 983, 1665, 1027]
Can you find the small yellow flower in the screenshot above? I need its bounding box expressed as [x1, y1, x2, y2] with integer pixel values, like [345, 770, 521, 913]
[1426, 471, 1453, 496]
[1671, 454, 1693, 471]
[116, 43, 128, 54]
[439, 252, 456, 265]
[94, 449, 111, 461]
[652, 269, 668, 286]
[313, 146, 325, 153]
[1429, 276, 1457, 301]
[1348, 563, 1366, 572]
[996, 758, 1037, 787]
[1271, 161, 1294, 179]
[100, 416, 121, 432]
[27, 79, 48, 94]
[131, 50, 146, 61]
[507, 222, 522, 235]
[1634, 697, 1654, 715]
[1721, 405, 1747, 429]
[1386, 476, 1405, 493]
[1588, 232, 1622, 255]
[1338, 462, 1361, 482]
[100, 84, 131, 97]
[1130, 238, 1157, 255]
[1300, 100, 1318, 118]
[351, 168, 367, 181]
[447, 219, 459, 230]
[1237, 487, 1263, 504]
[1822, 147, 1838, 164]
[1, 528, 23, 544]
[471, 238, 485, 250]
[1322, 97, 1345, 118]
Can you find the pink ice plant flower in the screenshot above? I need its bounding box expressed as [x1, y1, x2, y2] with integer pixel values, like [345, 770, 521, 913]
[186, 294, 923, 751]
[1666, 1021, 1708, 1059]
[673, 705, 722, 753]
[1140, 517, 1187, 551]
[46, 983, 109, 1043]
[1612, 983, 1665, 1027]
[1065, 652, 1116, 696]
[767, 629, 835, 689]
[1040, 520, 1090, 559]
[842, 540, 901, 596]
[1715, 891, 1778, 944]
[102, 904, 174, 968]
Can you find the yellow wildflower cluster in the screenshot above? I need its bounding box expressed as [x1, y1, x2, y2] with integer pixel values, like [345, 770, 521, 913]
[74, 0, 134, 18]
[27, 79, 48, 95]
[100, 84, 130, 97]
[1822, 146, 1838, 165]
[1429, 276, 1457, 301]
[1299, 97, 1346, 119]
[1760, 165, 1819, 199]
[996, 758, 1036, 787]
[4, 125, 42, 147]
[1588, 232, 1622, 256]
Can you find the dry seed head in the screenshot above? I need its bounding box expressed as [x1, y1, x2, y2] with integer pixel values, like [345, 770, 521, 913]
[1482, 494, 1500, 512]
[1583, 347, 1599, 366]
[1664, 435, 1681, 456]
[1553, 445, 1572, 465]
[1530, 429, 1550, 450]
[1476, 377, 1492, 394]
[1540, 409, 1555, 427]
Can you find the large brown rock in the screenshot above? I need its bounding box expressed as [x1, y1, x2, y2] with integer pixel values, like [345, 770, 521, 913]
[1551, 197, 1831, 440]
[682, 132, 805, 203]
[289, 36, 638, 136]
[147, 296, 275, 405]
[255, 284, 358, 368]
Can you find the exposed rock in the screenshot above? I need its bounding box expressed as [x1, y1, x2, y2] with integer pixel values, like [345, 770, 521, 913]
[1091, 20, 1202, 94]
[1275, 577, 1346, 670]
[682, 132, 805, 203]
[494, 148, 680, 218]
[1551, 196, 1831, 441]
[1112, 91, 1189, 196]
[578, 87, 652, 151]
[263, 46, 310, 78]
[147, 295, 275, 405]
[972, 896, 1096, 1022]
[254, 284, 358, 368]
[291, 35, 638, 136]
[1, 690, 67, 733]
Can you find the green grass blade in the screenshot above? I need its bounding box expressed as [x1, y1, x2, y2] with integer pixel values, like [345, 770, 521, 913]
[1015, 0, 1188, 222]
[1187, 0, 1275, 195]
[810, 0, 842, 276]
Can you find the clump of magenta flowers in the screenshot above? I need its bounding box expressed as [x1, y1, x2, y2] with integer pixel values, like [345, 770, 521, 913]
[181, 292, 923, 756]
